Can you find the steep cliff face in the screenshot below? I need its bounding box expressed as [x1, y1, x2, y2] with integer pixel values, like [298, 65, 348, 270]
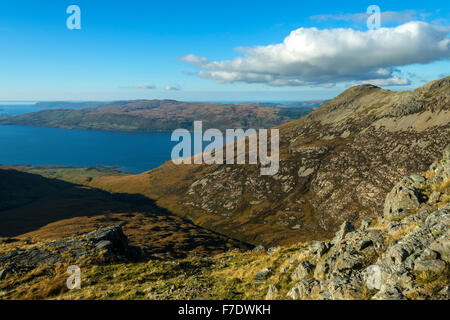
[88, 77, 450, 246]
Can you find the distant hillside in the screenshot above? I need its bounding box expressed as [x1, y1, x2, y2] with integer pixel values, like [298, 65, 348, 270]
[0, 100, 313, 132]
[33, 101, 107, 109]
[84, 77, 450, 246]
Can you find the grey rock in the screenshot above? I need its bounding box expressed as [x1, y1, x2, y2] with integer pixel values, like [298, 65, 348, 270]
[298, 166, 315, 177]
[314, 259, 330, 281]
[87, 225, 128, 252]
[267, 247, 279, 255]
[0, 248, 60, 267]
[280, 265, 290, 274]
[419, 248, 439, 261]
[414, 259, 447, 273]
[383, 179, 422, 220]
[358, 239, 373, 251]
[359, 219, 372, 231]
[438, 286, 449, 300]
[256, 268, 272, 279]
[287, 279, 320, 300]
[291, 261, 314, 281]
[428, 236, 450, 263]
[428, 191, 441, 204]
[372, 284, 406, 300]
[95, 240, 113, 252]
[253, 245, 266, 253]
[266, 284, 279, 300]
[335, 253, 363, 272]
[321, 277, 362, 300]
[310, 241, 331, 258]
[333, 221, 355, 244]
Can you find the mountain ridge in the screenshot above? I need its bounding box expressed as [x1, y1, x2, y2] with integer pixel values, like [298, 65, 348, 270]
[83, 77, 450, 246]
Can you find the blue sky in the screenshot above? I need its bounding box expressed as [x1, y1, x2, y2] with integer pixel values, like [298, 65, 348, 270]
[0, 0, 449, 101]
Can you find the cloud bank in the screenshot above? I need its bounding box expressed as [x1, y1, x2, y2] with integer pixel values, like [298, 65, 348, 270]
[180, 22, 450, 87]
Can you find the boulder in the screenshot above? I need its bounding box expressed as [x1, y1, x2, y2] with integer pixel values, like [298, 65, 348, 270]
[333, 221, 355, 244]
[265, 284, 279, 300]
[253, 245, 266, 253]
[371, 284, 406, 300]
[428, 236, 450, 263]
[383, 178, 423, 220]
[414, 260, 447, 274]
[256, 268, 272, 279]
[87, 225, 128, 252]
[287, 279, 320, 300]
[291, 261, 314, 282]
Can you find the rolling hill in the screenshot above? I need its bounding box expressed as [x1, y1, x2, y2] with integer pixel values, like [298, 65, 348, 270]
[0, 99, 314, 132]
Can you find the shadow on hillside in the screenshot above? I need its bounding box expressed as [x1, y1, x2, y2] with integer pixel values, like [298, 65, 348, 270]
[0, 168, 179, 237]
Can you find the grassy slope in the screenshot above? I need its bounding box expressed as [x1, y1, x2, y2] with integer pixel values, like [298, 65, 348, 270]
[0, 168, 251, 259]
[1, 171, 448, 300]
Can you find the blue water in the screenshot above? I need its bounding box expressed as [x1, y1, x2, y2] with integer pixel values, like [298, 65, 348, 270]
[0, 125, 178, 173]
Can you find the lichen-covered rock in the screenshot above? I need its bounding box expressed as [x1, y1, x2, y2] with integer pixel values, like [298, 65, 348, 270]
[265, 284, 279, 300]
[383, 178, 423, 220]
[284, 147, 450, 300]
[287, 279, 321, 300]
[414, 260, 447, 273]
[429, 236, 450, 263]
[333, 221, 355, 244]
[291, 261, 314, 282]
[0, 225, 142, 272]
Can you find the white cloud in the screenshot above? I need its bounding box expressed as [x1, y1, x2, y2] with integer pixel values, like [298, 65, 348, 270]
[164, 85, 181, 91]
[358, 76, 411, 86]
[120, 84, 156, 90]
[135, 84, 156, 89]
[180, 22, 450, 87]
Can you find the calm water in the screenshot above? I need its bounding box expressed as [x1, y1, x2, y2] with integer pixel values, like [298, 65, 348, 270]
[0, 125, 178, 173]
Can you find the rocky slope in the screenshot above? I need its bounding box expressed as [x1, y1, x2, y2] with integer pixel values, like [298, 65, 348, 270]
[0, 146, 447, 300]
[285, 144, 449, 300]
[85, 77, 450, 246]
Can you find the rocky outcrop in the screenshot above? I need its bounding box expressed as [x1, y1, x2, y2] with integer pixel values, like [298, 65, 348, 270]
[383, 175, 427, 220]
[283, 145, 449, 300]
[0, 226, 141, 277]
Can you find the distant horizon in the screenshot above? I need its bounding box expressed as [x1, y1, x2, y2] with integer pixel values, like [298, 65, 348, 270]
[0, 99, 327, 104]
[0, 75, 446, 105]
